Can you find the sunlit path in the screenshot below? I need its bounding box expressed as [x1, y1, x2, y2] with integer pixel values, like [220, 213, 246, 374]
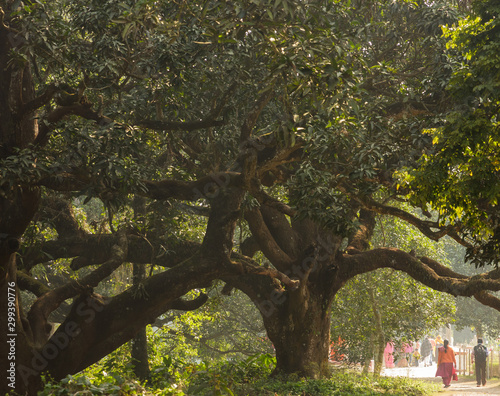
[382, 363, 500, 395]
[383, 362, 439, 378]
[436, 379, 500, 395]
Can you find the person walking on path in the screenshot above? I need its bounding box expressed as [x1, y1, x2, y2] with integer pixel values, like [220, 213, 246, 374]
[421, 336, 433, 367]
[435, 339, 456, 388]
[472, 338, 489, 387]
[429, 337, 436, 364]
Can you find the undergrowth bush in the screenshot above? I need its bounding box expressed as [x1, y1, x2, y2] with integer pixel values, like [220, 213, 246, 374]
[236, 371, 439, 396]
[38, 353, 440, 396]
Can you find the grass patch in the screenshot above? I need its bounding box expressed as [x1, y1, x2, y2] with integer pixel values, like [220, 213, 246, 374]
[237, 372, 440, 396]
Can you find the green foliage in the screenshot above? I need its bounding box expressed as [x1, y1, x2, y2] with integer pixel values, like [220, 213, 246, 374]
[236, 370, 439, 396]
[152, 287, 273, 363]
[38, 373, 148, 396]
[445, 242, 500, 339]
[0, 148, 46, 195]
[187, 354, 275, 396]
[399, 0, 500, 266]
[288, 162, 355, 235]
[40, 358, 439, 396]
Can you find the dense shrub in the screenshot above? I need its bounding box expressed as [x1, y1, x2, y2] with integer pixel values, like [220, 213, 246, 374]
[38, 354, 439, 396]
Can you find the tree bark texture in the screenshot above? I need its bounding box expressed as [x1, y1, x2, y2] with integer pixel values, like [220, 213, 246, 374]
[264, 287, 333, 378]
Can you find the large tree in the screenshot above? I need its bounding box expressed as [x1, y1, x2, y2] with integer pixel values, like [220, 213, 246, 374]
[3, 0, 500, 394]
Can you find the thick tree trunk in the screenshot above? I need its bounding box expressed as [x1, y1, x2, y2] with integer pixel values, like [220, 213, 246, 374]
[261, 286, 333, 378]
[1, 238, 41, 395]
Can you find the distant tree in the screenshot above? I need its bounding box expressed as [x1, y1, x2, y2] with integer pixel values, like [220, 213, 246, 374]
[446, 245, 500, 340]
[331, 211, 455, 375]
[154, 286, 273, 362]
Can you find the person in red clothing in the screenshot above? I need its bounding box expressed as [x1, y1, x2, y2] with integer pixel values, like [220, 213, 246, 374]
[435, 339, 457, 388]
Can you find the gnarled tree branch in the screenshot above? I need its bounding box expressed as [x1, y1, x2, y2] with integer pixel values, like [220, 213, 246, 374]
[27, 229, 128, 347]
[356, 195, 470, 247]
[244, 207, 295, 272]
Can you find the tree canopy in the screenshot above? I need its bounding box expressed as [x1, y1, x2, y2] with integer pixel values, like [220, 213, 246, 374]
[2, 0, 500, 394]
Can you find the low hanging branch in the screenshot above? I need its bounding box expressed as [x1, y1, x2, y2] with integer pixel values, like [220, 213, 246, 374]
[27, 229, 129, 347]
[34, 102, 113, 146]
[474, 291, 500, 312]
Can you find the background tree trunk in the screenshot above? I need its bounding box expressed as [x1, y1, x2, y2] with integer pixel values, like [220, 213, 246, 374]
[475, 323, 484, 340]
[130, 197, 150, 381]
[368, 284, 385, 376]
[131, 264, 150, 381]
[363, 334, 374, 375]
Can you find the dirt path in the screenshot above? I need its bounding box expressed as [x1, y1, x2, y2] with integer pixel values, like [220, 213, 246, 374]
[432, 378, 500, 395]
[382, 364, 500, 395]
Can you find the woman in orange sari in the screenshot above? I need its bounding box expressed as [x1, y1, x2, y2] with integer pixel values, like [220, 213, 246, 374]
[435, 339, 456, 388]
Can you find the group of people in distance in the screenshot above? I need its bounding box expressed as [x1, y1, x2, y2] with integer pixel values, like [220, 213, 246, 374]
[435, 338, 489, 388]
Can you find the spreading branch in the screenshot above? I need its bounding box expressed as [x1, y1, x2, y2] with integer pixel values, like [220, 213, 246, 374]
[356, 195, 470, 246]
[17, 271, 52, 297]
[20, 84, 58, 115]
[474, 291, 500, 312]
[27, 229, 128, 347]
[137, 81, 236, 132]
[34, 102, 113, 146]
[39, 196, 87, 238]
[248, 180, 296, 217]
[342, 248, 500, 299]
[142, 171, 243, 201]
[232, 252, 299, 290]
